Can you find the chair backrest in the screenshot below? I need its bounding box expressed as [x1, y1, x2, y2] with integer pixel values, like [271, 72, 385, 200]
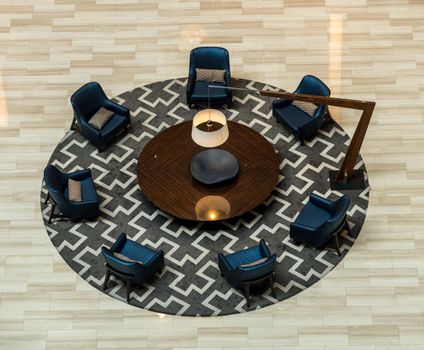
[295, 75, 331, 118]
[296, 75, 331, 97]
[70, 82, 108, 122]
[189, 47, 231, 78]
[321, 195, 350, 235]
[44, 165, 69, 209]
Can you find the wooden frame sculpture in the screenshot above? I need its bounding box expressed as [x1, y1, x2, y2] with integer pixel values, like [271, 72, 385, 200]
[259, 90, 375, 190]
[207, 84, 375, 190]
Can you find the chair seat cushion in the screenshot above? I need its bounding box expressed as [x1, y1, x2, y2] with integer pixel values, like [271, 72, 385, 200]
[89, 107, 114, 129]
[225, 246, 264, 269]
[191, 81, 228, 101]
[100, 114, 129, 139]
[295, 202, 331, 228]
[274, 104, 312, 131]
[120, 240, 157, 264]
[80, 177, 97, 202]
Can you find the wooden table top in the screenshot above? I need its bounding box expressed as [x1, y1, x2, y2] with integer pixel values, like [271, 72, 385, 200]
[137, 121, 280, 221]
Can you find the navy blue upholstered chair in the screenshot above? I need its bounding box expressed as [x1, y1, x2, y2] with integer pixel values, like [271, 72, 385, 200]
[44, 165, 100, 223]
[290, 193, 351, 256]
[186, 47, 232, 108]
[102, 233, 165, 302]
[70, 82, 131, 151]
[273, 75, 331, 142]
[218, 239, 276, 307]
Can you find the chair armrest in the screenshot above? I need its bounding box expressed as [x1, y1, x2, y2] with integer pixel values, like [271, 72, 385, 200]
[259, 239, 271, 258]
[68, 169, 92, 181]
[218, 253, 233, 272]
[187, 73, 196, 95]
[111, 232, 127, 252]
[78, 116, 102, 138]
[144, 250, 165, 273]
[313, 104, 327, 119]
[103, 100, 130, 117]
[224, 70, 231, 87]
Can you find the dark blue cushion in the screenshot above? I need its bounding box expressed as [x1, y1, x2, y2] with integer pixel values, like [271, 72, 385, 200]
[80, 177, 97, 202]
[295, 201, 331, 229]
[191, 81, 228, 101]
[274, 104, 311, 132]
[100, 113, 128, 139]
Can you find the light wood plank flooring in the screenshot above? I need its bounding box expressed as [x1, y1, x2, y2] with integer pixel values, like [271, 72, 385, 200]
[0, 0, 424, 349]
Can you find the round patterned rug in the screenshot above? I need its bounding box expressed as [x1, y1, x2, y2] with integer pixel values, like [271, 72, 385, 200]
[40, 78, 370, 316]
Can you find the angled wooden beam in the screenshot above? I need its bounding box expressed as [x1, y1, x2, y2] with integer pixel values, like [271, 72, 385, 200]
[259, 90, 375, 187]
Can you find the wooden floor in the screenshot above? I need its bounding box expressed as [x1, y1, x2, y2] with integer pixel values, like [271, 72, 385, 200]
[1, 0, 424, 349]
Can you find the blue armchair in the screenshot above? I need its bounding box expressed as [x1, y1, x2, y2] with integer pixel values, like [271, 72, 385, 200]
[102, 233, 165, 302]
[44, 164, 100, 223]
[186, 47, 232, 108]
[290, 193, 351, 255]
[218, 239, 276, 307]
[273, 75, 331, 142]
[70, 82, 131, 151]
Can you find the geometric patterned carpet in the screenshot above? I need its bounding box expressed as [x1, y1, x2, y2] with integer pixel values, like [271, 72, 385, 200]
[40, 78, 370, 316]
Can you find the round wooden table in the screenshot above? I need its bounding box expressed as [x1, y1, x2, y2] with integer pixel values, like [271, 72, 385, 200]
[137, 121, 280, 221]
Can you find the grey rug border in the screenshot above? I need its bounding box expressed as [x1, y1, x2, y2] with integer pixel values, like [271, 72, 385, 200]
[40, 76, 370, 317]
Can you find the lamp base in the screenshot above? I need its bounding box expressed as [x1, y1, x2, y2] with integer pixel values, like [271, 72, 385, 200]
[329, 170, 368, 191]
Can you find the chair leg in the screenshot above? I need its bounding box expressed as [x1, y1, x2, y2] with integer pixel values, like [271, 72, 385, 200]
[48, 203, 56, 224]
[269, 275, 276, 298]
[126, 278, 132, 302]
[321, 109, 333, 127]
[244, 283, 251, 308]
[44, 192, 50, 204]
[334, 234, 341, 256]
[103, 268, 111, 291]
[70, 114, 78, 130]
[345, 220, 353, 237]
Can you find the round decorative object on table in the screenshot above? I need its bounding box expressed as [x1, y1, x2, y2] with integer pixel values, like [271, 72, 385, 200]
[190, 148, 239, 186]
[137, 120, 280, 221]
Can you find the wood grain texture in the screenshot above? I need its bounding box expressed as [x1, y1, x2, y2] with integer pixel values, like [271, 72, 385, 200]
[137, 121, 279, 221]
[0, 0, 424, 348]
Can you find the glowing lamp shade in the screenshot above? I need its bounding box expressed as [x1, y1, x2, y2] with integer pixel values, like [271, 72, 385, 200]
[191, 109, 229, 148]
[195, 195, 231, 221]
